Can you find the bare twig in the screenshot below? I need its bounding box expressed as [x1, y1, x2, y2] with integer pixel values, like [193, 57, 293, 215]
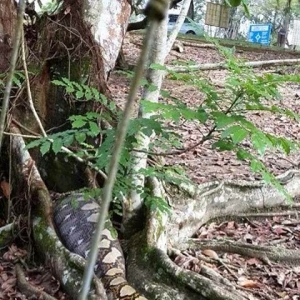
[169, 58, 300, 73]
[7, 137, 12, 222]
[3, 132, 41, 139]
[132, 93, 242, 157]
[166, 0, 192, 54]
[12, 118, 41, 136]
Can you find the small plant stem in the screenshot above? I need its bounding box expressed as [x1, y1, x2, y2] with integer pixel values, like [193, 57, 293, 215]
[21, 30, 47, 137]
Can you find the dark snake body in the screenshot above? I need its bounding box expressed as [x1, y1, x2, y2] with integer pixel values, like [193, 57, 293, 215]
[53, 194, 146, 300]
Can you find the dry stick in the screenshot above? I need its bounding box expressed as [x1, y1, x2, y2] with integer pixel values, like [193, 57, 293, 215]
[0, 0, 26, 151]
[169, 58, 300, 73]
[181, 248, 238, 280]
[182, 41, 218, 49]
[6, 137, 12, 223]
[166, 0, 192, 54]
[78, 15, 161, 300]
[12, 118, 41, 136]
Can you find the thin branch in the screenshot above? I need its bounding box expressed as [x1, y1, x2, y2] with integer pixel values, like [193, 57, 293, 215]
[0, 0, 26, 151]
[132, 92, 243, 157]
[166, 0, 192, 54]
[7, 137, 12, 222]
[127, 17, 148, 31]
[12, 118, 41, 136]
[3, 132, 41, 139]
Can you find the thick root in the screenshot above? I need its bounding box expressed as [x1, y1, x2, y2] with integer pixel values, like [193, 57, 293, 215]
[15, 264, 57, 300]
[180, 239, 300, 265]
[10, 126, 103, 299]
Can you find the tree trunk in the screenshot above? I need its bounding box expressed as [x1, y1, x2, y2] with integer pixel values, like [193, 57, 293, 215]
[128, 0, 192, 220]
[0, 0, 17, 72]
[83, 0, 131, 77]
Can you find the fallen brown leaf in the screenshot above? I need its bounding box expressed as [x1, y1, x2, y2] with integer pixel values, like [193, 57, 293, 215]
[238, 278, 260, 288]
[202, 249, 219, 259]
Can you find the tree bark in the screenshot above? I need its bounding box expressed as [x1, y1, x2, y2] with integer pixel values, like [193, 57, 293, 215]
[126, 170, 300, 299]
[82, 0, 131, 77]
[0, 0, 17, 72]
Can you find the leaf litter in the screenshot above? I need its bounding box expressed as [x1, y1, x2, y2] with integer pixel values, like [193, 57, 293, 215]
[117, 33, 300, 300]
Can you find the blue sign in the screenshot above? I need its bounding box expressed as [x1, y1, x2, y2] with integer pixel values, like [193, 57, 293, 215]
[248, 24, 272, 45]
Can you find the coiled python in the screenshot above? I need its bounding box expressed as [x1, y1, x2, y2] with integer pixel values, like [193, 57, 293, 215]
[53, 193, 146, 300]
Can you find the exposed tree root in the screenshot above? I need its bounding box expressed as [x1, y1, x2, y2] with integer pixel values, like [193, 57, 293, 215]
[168, 170, 300, 246]
[154, 249, 257, 300]
[126, 174, 300, 300]
[15, 263, 57, 300]
[126, 233, 204, 300]
[200, 264, 233, 287]
[180, 239, 300, 265]
[10, 125, 104, 299]
[236, 209, 300, 218]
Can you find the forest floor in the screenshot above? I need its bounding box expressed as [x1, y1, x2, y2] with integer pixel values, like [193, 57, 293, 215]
[110, 33, 300, 300]
[0, 33, 299, 299]
[116, 33, 300, 184]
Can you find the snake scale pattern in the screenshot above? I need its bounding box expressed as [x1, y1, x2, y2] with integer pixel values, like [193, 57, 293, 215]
[53, 193, 146, 300]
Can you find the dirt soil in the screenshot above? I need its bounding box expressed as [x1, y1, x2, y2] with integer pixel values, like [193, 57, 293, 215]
[175, 215, 300, 300]
[0, 245, 69, 300]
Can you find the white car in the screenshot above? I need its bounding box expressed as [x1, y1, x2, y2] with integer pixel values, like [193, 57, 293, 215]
[168, 14, 204, 36]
